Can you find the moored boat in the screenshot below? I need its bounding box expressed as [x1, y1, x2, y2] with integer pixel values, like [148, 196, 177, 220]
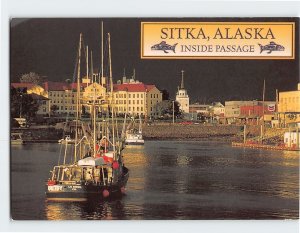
[125, 115, 145, 145]
[11, 132, 24, 145]
[46, 28, 129, 201]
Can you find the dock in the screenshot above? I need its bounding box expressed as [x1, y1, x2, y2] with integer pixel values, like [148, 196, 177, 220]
[232, 142, 300, 151]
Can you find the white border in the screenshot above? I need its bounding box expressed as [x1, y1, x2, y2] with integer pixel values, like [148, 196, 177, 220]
[1, 0, 299, 232]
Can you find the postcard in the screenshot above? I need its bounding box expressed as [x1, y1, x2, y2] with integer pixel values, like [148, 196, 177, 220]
[10, 18, 299, 220]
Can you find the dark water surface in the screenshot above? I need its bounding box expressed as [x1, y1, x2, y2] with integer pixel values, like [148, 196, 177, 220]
[11, 141, 299, 220]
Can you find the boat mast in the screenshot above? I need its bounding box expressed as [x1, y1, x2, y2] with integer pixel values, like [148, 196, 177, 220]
[75, 33, 82, 162]
[101, 21, 104, 86]
[91, 50, 97, 157]
[86, 45, 89, 86]
[108, 32, 116, 156]
[261, 78, 265, 143]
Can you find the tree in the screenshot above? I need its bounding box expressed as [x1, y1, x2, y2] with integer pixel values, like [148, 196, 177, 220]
[161, 89, 170, 100]
[155, 100, 181, 119]
[50, 105, 59, 116]
[11, 87, 40, 120]
[20, 72, 43, 85]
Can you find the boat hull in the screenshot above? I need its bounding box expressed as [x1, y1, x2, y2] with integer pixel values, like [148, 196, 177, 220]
[46, 168, 129, 201]
[125, 140, 144, 145]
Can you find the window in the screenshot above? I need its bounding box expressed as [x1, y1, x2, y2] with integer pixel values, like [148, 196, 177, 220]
[133, 100, 135, 104]
[137, 94, 139, 98]
[129, 94, 131, 98]
[137, 100, 139, 104]
[133, 107, 135, 111]
[141, 100, 143, 104]
[137, 107, 139, 111]
[129, 100, 131, 104]
[141, 107, 143, 111]
[133, 94, 135, 98]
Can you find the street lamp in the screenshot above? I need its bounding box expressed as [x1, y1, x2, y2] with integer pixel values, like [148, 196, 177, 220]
[19, 94, 23, 118]
[172, 100, 175, 124]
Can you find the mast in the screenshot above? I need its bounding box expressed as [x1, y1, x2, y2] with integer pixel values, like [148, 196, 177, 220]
[101, 21, 104, 86]
[91, 50, 97, 157]
[108, 32, 116, 155]
[261, 78, 266, 143]
[75, 33, 82, 162]
[86, 45, 89, 85]
[90, 51, 94, 82]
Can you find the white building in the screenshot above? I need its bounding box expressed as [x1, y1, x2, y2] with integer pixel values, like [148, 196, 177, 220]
[176, 70, 189, 113]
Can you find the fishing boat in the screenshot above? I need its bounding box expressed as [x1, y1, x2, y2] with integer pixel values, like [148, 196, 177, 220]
[11, 132, 24, 145]
[125, 115, 145, 145]
[46, 27, 129, 201]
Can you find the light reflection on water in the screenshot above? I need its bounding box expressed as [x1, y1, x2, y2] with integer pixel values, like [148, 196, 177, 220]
[11, 140, 299, 220]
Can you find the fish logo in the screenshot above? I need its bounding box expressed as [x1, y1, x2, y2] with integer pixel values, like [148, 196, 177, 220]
[258, 41, 285, 54]
[151, 41, 178, 54]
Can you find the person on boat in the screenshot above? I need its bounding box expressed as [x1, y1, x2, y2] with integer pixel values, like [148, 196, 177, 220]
[99, 136, 109, 153]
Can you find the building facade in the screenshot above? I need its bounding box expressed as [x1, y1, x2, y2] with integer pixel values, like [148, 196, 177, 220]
[278, 83, 300, 127]
[113, 83, 162, 117]
[176, 70, 189, 113]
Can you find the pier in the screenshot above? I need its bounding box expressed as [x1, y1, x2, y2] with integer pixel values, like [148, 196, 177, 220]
[232, 142, 300, 151]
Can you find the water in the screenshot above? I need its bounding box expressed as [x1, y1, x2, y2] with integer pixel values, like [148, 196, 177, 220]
[11, 141, 299, 220]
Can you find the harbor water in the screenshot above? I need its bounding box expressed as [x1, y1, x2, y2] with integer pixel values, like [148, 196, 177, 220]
[11, 140, 299, 220]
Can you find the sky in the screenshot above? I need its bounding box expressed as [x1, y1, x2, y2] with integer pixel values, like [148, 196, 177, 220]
[10, 18, 299, 103]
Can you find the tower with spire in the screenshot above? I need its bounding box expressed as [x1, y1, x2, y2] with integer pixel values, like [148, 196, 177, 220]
[176, 70, 189, 113]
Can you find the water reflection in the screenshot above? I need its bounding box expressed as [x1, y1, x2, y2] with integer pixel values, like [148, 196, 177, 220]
[11, 141, 299, 220]
[45, 199, 126, 220]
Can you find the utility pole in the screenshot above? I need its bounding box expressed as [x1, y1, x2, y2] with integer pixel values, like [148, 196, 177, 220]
[172, 100, 175, 124]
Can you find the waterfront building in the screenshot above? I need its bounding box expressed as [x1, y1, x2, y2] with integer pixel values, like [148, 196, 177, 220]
[12, 74, 163, 118]
[113, 82, 162, 118]
[211, 102, 225, 117]
[225, 100, 276, 124]
[278, 83, 300, 127]
[176, 70, 189, 113]
[189, 104, 210, 115]
[30, 93, 50, 116]
[11, 83, 47, 97]
[44, 81, 80, 116]
[11, 83, 50, 116]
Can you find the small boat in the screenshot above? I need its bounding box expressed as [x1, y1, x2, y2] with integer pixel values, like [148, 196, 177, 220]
[11, 132, 24, 145]
[58, 135, 75, 144]
[125, 115, 145, 145]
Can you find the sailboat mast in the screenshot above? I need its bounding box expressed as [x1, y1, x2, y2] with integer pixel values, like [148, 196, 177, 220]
[91, 50, 97, 157]
[75, 33, 82, 161]
[101, 21, 104, 86]
[86, 45, 89, 85]
[108, 32, 116, 155]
